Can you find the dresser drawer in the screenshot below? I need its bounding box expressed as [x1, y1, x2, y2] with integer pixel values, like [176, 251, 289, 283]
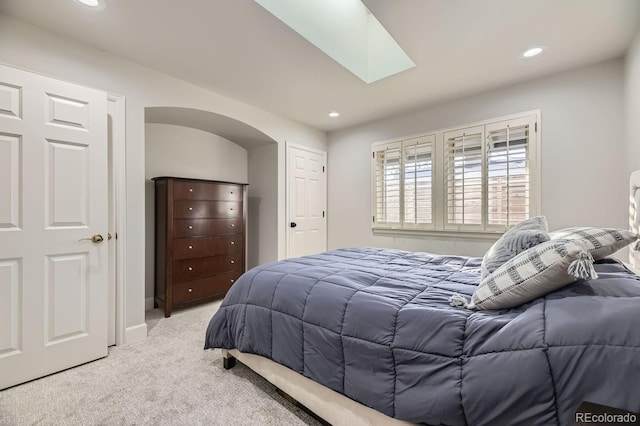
[172, 270, 242, 305]
[173, 235, 243, 259]
[174, 181, 243, 201]
[173, 218, 242, 238]
[174, 200, 242, 219]
[173, 253, 243, 282]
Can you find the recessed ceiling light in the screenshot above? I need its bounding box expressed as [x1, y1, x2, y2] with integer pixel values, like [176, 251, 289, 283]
[76, 0, 100, 7]
[519, 46, 546, 59]
[328, 111, 340, 118]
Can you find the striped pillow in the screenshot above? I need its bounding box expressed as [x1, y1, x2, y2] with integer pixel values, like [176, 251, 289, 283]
[550, 227, 639, 260]
[451, 239, 596, 310]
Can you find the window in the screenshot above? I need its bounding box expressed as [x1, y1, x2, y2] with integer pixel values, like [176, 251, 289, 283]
[485, 117, 532, 228]
[372, 112, 539, 234]
[373, 135, 434, 230]
[444, 126, 484, 229]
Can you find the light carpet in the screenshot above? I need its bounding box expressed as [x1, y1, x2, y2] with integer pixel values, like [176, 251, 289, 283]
[0, 300, 322, 426]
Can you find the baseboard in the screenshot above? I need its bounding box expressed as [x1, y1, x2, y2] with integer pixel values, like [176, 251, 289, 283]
[145, 297, 154, 311]
[125, 322, 147, 344]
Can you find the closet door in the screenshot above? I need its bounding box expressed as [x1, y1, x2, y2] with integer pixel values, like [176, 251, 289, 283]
[287, 144, 327, 258]
[0, 64, 108, 389]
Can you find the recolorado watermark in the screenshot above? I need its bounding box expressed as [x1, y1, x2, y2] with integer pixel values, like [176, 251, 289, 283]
[574, 401, 639, 425]
[575, 412, 637, 424]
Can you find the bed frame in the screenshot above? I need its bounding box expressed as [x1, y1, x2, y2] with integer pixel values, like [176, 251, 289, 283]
[222, 349, 412, 425]
[220, 170, 640, 425]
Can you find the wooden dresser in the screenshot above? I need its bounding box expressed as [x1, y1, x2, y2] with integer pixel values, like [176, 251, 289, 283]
[154, 177, 247, 317]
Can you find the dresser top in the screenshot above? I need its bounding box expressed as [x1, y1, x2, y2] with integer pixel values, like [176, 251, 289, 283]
[152, 176, 248, 186]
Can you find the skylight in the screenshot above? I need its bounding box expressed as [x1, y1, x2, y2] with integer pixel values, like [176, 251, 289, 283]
[254, 0, 415, 84]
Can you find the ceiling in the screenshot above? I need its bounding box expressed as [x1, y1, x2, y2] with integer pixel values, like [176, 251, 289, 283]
[1, 0, 639, 132]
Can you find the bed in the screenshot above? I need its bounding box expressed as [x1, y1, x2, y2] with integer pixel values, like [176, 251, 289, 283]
[204, 173, 640, 426]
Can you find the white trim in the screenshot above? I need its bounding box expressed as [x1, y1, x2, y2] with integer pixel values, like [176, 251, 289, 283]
[285, 142, 327, 259]
[145, 297, 155, 311]
[107, 93, 128, 346]
[373, 228, 501, 240]
[124, 323, 148, 344]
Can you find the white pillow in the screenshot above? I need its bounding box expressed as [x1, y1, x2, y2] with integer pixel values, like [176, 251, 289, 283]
[451, 239, 596, 310]
[549, 227, 639, 260]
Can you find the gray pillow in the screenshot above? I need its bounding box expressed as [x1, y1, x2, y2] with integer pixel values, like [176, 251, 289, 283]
[481, 216, 549, 279]
[451, 239, 597, 310]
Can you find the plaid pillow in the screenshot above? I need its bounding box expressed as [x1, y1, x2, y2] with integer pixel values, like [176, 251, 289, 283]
[450, 239, 596, 310]
[550, 227, 639, 260]
[481, 216, 549, 279]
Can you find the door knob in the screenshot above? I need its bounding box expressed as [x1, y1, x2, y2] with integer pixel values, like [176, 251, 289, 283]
[290, 222, 297, 228]
[79, 234, 104, 243]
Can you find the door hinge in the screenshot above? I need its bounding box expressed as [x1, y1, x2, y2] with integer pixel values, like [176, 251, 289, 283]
[322, 166, 325, 173]
[372, 216, 375, 223]
[535, 122, 537, 133]
[322, 211, 325, 218]
[372, 152, 375, 158]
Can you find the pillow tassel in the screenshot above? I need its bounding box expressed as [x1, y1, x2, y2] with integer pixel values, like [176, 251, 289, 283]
[449, 293, 473, 309]
[568, 251, 598, 280]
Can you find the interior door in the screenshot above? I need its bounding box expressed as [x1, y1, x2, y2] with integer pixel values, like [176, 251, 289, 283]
[287, 144, 327, 258]
[0, 64, 108, 390]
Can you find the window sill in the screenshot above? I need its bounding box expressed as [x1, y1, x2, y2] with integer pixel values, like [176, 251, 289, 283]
[372, 227, 503, 240]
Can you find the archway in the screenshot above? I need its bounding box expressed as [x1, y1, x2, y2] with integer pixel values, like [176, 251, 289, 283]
[143, 106, 279, 310]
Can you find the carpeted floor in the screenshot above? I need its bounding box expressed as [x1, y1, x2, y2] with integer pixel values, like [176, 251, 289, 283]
[0, 300, 322, 426]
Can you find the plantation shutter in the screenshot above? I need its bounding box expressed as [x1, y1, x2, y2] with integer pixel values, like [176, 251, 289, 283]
[404, 136, 433, 226]
[372, 111, 539, 234]
[373, 142, 402, 225]
[445, 126, 484, 228]
[486, 116, 535, 227]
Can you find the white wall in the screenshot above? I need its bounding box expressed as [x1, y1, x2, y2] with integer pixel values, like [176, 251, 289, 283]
[144, 123, 249, 309]
[0, 15, 326, 341]
[328, 59, 627, 257]
[248, 143, 279, 268]
[145, 124, 248, 183]
[626, 29, 640, 175]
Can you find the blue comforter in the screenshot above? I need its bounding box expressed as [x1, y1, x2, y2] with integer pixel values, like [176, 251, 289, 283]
[205, 247, 640, 425]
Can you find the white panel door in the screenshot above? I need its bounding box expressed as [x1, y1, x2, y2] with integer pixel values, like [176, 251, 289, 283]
[0, 64, 108, 390]
[287, 144, 326, 258]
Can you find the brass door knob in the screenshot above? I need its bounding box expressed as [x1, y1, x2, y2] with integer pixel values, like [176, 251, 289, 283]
[79, 234, 104, 243]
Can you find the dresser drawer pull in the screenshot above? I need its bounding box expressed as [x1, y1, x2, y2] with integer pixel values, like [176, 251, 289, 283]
[188, 267, 193, 271]
[230, 208, 234, 211]
[188, 225, 193, 229]
[188, 245, 193, 249]
[230, 279, 235, 283]
[230, 191, 234, 194]
[230, 241, 235, 245]
[188, 207, 193, 211]
[230, 260, 235, 264]
[189, 188, 193, 192]
[230, 223, 235, 228]
[188, 288, 193, 293]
